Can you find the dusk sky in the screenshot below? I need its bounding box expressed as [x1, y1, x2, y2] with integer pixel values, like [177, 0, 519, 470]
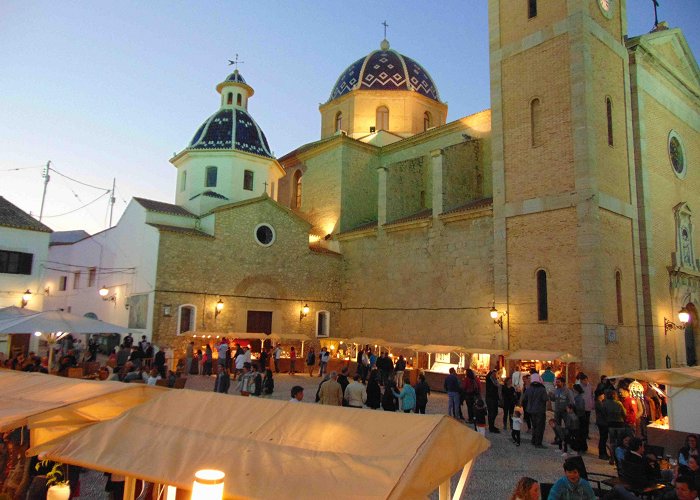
[1, 1, 699, 234]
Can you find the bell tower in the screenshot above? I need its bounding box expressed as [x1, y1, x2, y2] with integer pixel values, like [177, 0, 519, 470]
[489, 0, 647, 371]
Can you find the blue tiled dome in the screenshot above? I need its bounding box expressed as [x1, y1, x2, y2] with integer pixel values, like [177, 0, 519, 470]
[188, 108, 272, 158]
[223, 70, 246, 85]
[329, 40, 441, 103]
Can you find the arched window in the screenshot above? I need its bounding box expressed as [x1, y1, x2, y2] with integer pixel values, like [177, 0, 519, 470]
[335, 112, 343, 132]
[536, 269, 548, 321]
[606, 97, 614, 146]
[180, 170, 187, 192]
[424, 111, 432, 131]
[237, 94, 242, 106]
[177, 305, 196, 335]
[530, 98, 542, 147]
[615, 271, 623, 324]
[205, 166, 217, 188]
[227, 93, 233, 105]
[316, 310, 330, 337]
[528, 0, 537, 18]
[293, 170, 302, 209]
[376, 106, 389, 131]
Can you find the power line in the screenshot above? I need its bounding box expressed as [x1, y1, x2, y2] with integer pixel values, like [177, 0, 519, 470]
[42, 191, 110, 218]
[44, 260, 135, 270]
[0, 165, 43, 172]
[50, 166, 111, 191]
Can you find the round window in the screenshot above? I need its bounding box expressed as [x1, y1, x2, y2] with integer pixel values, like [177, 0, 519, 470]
[668, 130, 686, 179]
[254, 223, 275, 247]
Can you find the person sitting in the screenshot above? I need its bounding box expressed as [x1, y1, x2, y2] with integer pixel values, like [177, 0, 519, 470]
[679, 434, 700, 467]
[548, 458, 596, 499]
[619, 437, 669, 489]
[615, 435, 632, 466]
[673, 475, 698, 500]
[509, 477, 539, 500]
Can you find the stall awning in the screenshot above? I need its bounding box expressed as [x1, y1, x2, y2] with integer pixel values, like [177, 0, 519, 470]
[506, 350, 565, 361]
[348, 336, 388, 346]
[0, 371, 164, 448]
[608, 367, 700, 389]
[39, 389, 490, 499]
[417, 344, 465, 354]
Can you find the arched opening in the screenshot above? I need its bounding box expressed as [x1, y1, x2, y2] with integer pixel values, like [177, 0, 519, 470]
[423, 111, 432, 131]
[615, 270, 623, 324]
[376, 106, 389, 131]
[684, 303, 697, 366]
[606, 97, 614, 146]
[227, 93, 233, 105]
[536, 269, 548, 321]
[334, 111, 343, 132]
[177, 305, 196, 335]
[528, 0, 537, 18]
[237, 94, 242, 106]
[293, 170, 302, 209]
[530, 98, 541, 147]
[205, 166, 217, 188]
[316, 311, 330, 338]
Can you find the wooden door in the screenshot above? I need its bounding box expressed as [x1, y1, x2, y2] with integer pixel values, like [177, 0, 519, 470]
[246, 311, 272, 352]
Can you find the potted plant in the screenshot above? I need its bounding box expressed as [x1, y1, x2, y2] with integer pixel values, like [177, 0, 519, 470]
[35, 460, 70, 500]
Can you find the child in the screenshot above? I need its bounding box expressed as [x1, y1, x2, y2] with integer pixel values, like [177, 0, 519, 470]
[563, 403, 580, 455]
[549, 418, 566, 451]
[473, 399, 487, 436]
[512, 408, 523, 446]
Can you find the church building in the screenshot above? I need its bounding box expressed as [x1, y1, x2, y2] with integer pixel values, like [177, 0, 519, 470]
[42, 0, 699, 374]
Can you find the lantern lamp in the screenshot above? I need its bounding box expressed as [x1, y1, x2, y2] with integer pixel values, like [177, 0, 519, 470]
[192, 469, 225, 500]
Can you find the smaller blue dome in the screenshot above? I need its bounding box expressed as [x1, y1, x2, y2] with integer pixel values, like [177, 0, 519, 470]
[188, 108, 272, 158]
[223, 69, 246, 85]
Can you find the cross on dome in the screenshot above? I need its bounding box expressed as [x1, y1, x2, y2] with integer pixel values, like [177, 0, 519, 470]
[228, 53, 244, 71]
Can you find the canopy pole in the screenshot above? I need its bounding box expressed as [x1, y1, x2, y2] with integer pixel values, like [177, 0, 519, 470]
[301, 340, 305, 357]
[452, 460, 474, 500]
[124, 476, 136, 500]
[438, 479, 450, 500]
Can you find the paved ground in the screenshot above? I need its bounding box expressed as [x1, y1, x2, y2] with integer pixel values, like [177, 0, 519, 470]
[76, 372, 618, 499]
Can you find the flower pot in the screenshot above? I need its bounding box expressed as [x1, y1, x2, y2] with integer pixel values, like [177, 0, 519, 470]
[47, 483, 70, 500]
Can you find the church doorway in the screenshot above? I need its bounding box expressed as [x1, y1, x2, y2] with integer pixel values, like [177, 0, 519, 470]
[684, 303, 697, 366]
[247, 311, 272, 352]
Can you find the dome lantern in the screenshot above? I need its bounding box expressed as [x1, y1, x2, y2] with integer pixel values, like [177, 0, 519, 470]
[216, 69, 254, 111]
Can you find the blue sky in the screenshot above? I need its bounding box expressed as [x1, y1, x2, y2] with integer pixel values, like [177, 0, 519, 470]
[1, 1, 698, 234]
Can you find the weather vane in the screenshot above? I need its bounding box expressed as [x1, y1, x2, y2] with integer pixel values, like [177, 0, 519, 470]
[382, 20, 389, 39]
[228, 53, 244, 71]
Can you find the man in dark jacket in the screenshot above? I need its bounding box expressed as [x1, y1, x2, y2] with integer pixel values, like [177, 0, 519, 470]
[485, 369, 501, 433]
[620, 438, 665, 488]
[522, 373, 549, 447]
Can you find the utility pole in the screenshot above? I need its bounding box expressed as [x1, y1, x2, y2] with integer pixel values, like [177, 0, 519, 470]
[108, 177, 116, 227]
[39, 160, 51, 221]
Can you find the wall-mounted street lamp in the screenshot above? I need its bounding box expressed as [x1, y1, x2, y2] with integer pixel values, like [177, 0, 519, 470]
[664, 307, 690, 336]
[215, 299, 224, 319]
[489, 303, 507, 330]
[300, 303, 310, 321]
[98, 285, 116, 302]
[20, 289, 32, 308]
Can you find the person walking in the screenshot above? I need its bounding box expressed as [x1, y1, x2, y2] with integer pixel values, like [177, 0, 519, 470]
[318, 371, 343, 406]
[594, 390, 610, 460]
[444, 367, 462, 419]
[462, 369, 481, 423]
[485, 369, 501, 433]
[522, 373, 548, 448]
[289, 346, 297, 375]
[394, 355, 406, 389]
[366, 368, 382, 409]
[318, 347, 330, 377]
[273, 343, 282, 373]
[502, 377, 517, 431]
[550, 377, 574, 427]
[393, 380, 416, 413]
[344, 374, 367, 408]
[414, 373, 430, 414]
[305, 348, 316, 377]
[575, 373, 595, 440]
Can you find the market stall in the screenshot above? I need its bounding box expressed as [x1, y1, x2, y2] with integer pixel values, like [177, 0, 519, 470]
[609, 366, 700, 455]
[506, 350, 566, 377]
[36, 389, 491, 500]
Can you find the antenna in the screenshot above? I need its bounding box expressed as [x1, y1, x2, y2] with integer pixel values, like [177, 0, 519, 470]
[39, 160, 51, 221]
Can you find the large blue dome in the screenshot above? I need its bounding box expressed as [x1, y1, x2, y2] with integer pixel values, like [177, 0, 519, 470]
[328, 40, 441, 103]
[188, 108, 272, 158]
